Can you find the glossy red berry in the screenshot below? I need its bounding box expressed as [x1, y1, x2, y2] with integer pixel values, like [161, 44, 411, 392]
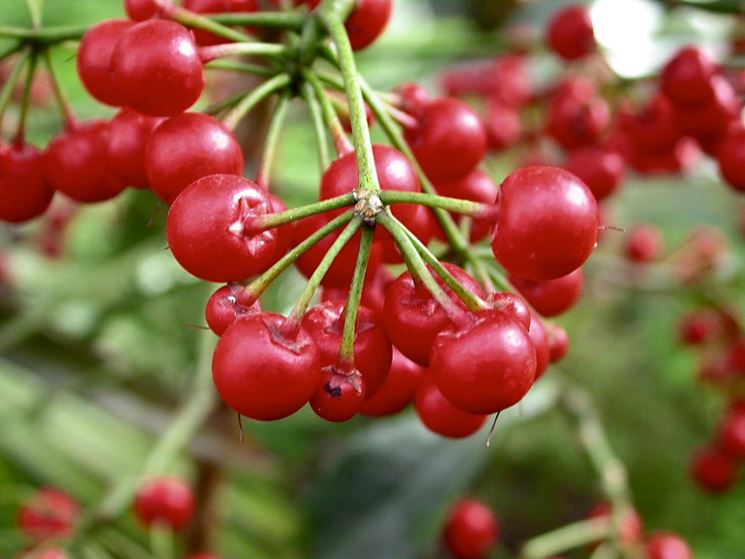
[395, 82, 430, 115]
[431, 311, 536, 414]
[77, 19, 133, 106]
[0, 143, 54, 223]
[166, 174, 278, 282]
[548, 325, 569, 363]
[17, 488, 79, 540]
[717, 125, 745, 192]
[485, 101, 522, 151]
[443, 498, 499, 559]
[528, 314, 551, 379]
[302, 300, 392, 397]
[360, 347, 425, 417]
[546, 5, 595, 61]
[405, 97, 487, 182]
[546, 86, 609, 150]
[383, 263, 484, 365]
[133, 477, 194, 530]
[661, 46, 716, 107]
[646, 532, 692, 559]
[211, 312, 321, 420]
[434, 170, 498, 241]
[618, 95, 682, 153]
[125, 0, 159, 20]
[205, 284, 261, 336]
[183, 0, 259, 45]
[345, 0, 392, 50]
[491, 166, 599, 281]
[310, 368, 366, 422]
[414, 377, 486, 438]
[587, 503, 643, 544]
[510, 269, 583, 318]
[112, 20, 204, 116]
[146, 113, 244, 204]
[108, 109, 163, 188]
[43, 121, 127, 203]
[675, 75, 739, 149]
[624, 225, 663, 263]
[488, 292, 531, 329]
[690, 445, 737, 493]
[564, 146, 624, 201]
[678, 309, 727, 345]
[717, 406, 745, 459]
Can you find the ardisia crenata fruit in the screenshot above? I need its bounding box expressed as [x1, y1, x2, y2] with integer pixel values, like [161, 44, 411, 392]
[488, 291, 531, 330]
[310, 367, 366, 422]
[107, 108, 163, 188]
[76, 19, 134, 107]
[661, 46, 717, 107]
[718, 404, 745, 459]
[0, 143, 54, 223]
[442, 498, 499, 559]
[645, 532, 692, 559]
[205, 284, 262, 336]
[509, 269, 584, 318]
[125, 0, 159, 21]
[624, 225, 664, 263]
[345, 0, 393, 51]
[690, 445, 737, 493]
[133, 477, 194, 530]
[546, 5, 595, 61]
[17, 488, 79, 540]
[360, 347, 425, 417]
[564, 146, 625, 201]
[183, 0, 259, 46]
[414, 377, 487, 438]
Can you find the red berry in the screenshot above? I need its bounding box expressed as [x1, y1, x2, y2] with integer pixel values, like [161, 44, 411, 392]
[211, 312, 321, 420]
[405, 97, 487, 182]
[717, 406, 745, 459]
[661, 46, 717, 107]
[183, 0, 259, 45]
[618, 95, 682, 153]
[360, 347, 425, 417]
[302, 300, 392, 397]
[434, 170, 498, 242]
[646, 532, 692, 559]
[491, 166, 599, 281]
[205, 284, 261, 336]
[133, 477, 194, 530]
[395, 82, 430, 116]
[443, 498, 499, 559]
[125, 0, 159, 20]
[43, 121, 127, 203]
[17, 488, 79, 540]
[678, 309, 726, 345]
[690, 445, 737, 493]
[112, 20, 204, 116]
[345, 0, 392, 51]
[564, 146, 624, 201]
[485, 101, 522, 151]
[717, 125, 745, 192]
[587, 503, 643, 544]
[487, 291, 531, 329]
[510, 269, 583, 318]
[431, 311, 536, 414]
[675, 75, 739, 148]
[624, 225, 663, 263]
[166, 174, 278, 282]
[108, 108, 163, 189]
[528, 314, 550, 379]
[310, 367, 366, 422]
[0, 143, 54, 223]
[548, 324, 569, 363]
[414, 377, 486, 439]
[546, 5, 595, 61]
[145, 113, 244, 204]
[77, 19, 133, 106]
[383, 263, 484, 365]
[546, 85, 609, 150]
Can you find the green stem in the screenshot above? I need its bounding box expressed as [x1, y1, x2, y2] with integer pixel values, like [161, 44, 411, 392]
[301, 80, 331, 170]
[42, 47, 74, 123]
[520, 518, 610, 559]
[210, 11, 304, 29]
[204, 59, 277, 77]
[160, 0, 252, 42]
[0, 48, 30, 130]
[256, 90, 290, 190]
[303, 69, 353, 155]
[318, 5, 379, 192]
[199, 42, 291, 62]
[13, 47, 37, 146]
[379, 190, 492, 217]
[244, 210, 354, 299]
[204, 90, 245, 116]
[0, 24, 88, 43]
[150, 526, 174, 559]
[25, 0, 43, 28]
[338, 227, 374, 365]
[222, 73, 291, 130]
[251, 193, 355, 229]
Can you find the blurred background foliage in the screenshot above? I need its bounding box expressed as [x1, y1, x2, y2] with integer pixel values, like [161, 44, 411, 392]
[1, 0, 744, 558]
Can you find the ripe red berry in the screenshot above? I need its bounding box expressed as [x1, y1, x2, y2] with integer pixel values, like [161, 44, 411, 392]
[491, 166, 599, 281]
[528, 314, 551, 379]
[485, 101, 522, 151]
[443, 498, 499, 559]
[345, 0, 392, 50]
[646, 532, 692, 559]
[434, 170, 498, 242]
[211, 312, 321, 420]
[546, 5, 595, 61]
[383, 263, 484, 366]
[690, 445, 737, 493]
[302, 300, 392, 397]
[414, 377, 486, 438]
[0, 143, 54, 223]
[405, 97, 487, 182]
[145, 113, 244, 204]
[618, 95, 682, 153]
[717, 125, 745, 192]
[125, 0, 159, 20]
[624, 225, 663, 263]
[108, 108, 163, 188]
[487, 291, 531, 330]
[17, 488, 79, 540]
[133, 477, 194, 530]
[431, 311, 536, 414]
[510, 269, 583, 318]
[678, 309, 727, 345]
[675, 75, 739, 150]
[112, 20, 204, 116]
[564, 146, 624, 201]
[717, 406, 745, 459]
[43, 121, 127, 203]
[310, 367, 366, 422]
[548, 325, 569, 363]
[166, 174, 278, 282]
[395, 82, 430, 115]
[587, 503, 643, 544]
[360, 347, 425, 417]
[183, 0, 259, 45]
[205, 284, 261, 336]
[77, 19, 133, 106]
[546, 85, 609, 150]
[661, 46, 716, 107]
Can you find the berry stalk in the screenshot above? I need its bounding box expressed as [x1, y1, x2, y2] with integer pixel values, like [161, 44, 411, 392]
[204, 60, 278, 77]
[378, 190, 494, 217]
[250, 193, 356, 229]
[0, 48, 31, 129]
[301, 80, 332, 170]
[304, 69, 353, 155]
[209, 11, 304, 30]
[520, 518, 611, 559]
[13, 47, 38, 146]
[155, 0, 252, 42]
[222, 72, 291, 130]
[338, 227, 374, 365]
[42, 47, 75, 125]
[256, 90, 291, 190]
[0, 24, 89, 43]
[199, 42, 291, 63]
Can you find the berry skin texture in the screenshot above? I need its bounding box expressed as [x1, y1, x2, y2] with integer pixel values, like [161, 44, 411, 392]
[166, 174, 278, 282]
[310, 368, 366, 422]
[112, 20, 204, 116]
[624, 225, 664, 263]
[661, 46, 716, 107]
[488, 292, 531, 330]
[302, 301, 392, 397]
[76, 19, 133, 106]
[443, 498, 499, 559]
[690, 446, 737, 493]
[108, 109, 163, 189]
[718, 406, 745, 459]
[431, 311, 536, 414]
[548, 325, 569, 363]
[528, 314, 551, 380]
[646, 532, 692, 559]
[564, 146, 625, 201]
[345, 0, 392, 51]
[360, 347, 425, 417]
[205, 284, 261, 336]
[405, 97, 488, 182]
[717, 125, 745, 192]
[125, 0, 159, 20]
[146, 113, 244, 204]
[491, 166, 599, 281]
[414, 377, 486, 438]
[17, 488, 79, 540]
[211, 313, 321, 420]
[133, 477, 195, 530]
[43, 121, 127, 203]
[183, 0, 259, 45]
[0, 144, 54, 223]
[547, 5, 595, 61]
[509, 269, 584, 318]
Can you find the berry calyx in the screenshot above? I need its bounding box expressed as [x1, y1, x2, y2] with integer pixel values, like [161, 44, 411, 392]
[205, 284, 262, 336]
[310, 366, 366, 422]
